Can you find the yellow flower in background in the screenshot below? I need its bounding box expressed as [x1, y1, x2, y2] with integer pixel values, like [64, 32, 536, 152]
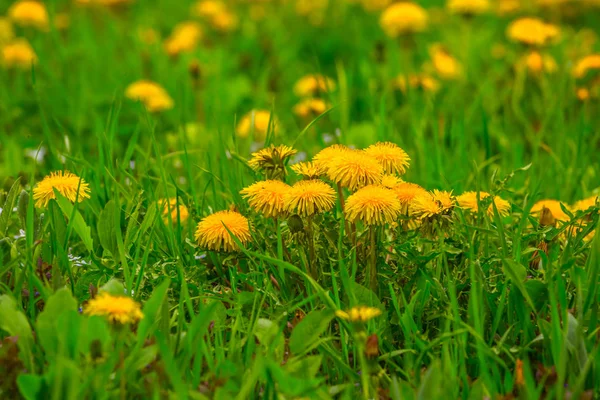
[294, 74, 336, 97]
[283, 180, 336, 216]
[164, 21, 203, 56]
[2, 39, 37, 69]
[159, 198, 190, 224]
[211, 11, 238, 32]
[236, 110, 279, 141]
[573, 54, 600, 78]
[521, 51, 557, 74]
[361, 0, 392, 12]
[33, 171, 91, 208]
[507, 18, 559, 46]
[447, 0, 490, 14]
[0, 18, 15, 44]
[293, 98, 329, 118]
[248, 144, 297, 172]
[326, 151, 384, 191]
[429, 44, 462, 79]
[125, 80, 173, 112]
[192, 0, 227, 18]
[457, 191, 511, 217]
[85, 293, 144, 324]
[577, 87, 591, 101]
[8, 1, 48, 31]
[336, 306, 382, 322]
[572, 195, 598, 212]
[345, 185, 401, 225]
[364, 142, 410, 175]
[291, 161, 325, 179]
[531, 199, 570, 221]
[241, 180, 291, 218]
[195, 210, 252, 252]
[380, 2, 428, 37]
[312, 144, 351, 170]
[394, 74, 440, 93]
[496, 0, 520, 14]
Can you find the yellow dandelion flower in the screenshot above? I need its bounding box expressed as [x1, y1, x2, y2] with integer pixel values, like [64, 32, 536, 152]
[410, 190, 454, 219]
[335, 306, 382, 322]
[326, 151, 383, 191]
[380, 2, 428, 38]
[145, 94, 174, 113]
[8, 1, 48, 31]
[2, 39, 37, 69]
[345, 185, 401, 225]
[85, 293, 144, 324]
[192, 0, 227, 18]
[312, 144, 351, 171]
[447, 0, 490, 14]
[0, 18, 15, 44]
[164, 21, 203, 56]
[497, 0, 520, 14]
[392, 183, 429, 214]
[573, 54, 600, 78]
[429, 44, 462, 80]
[577, 87, 591, 101]
[364, 142, 410, 175]
[293, 98, 329, 118]
[291, 161, 325, 179]
[507, 18, 559, 46]
[531, 199, 570, 221]
[283, 180, 336, 217]
[236, 110, 279, 141]
[211, 11, 238, 32]
[33, 171, 91, 208]
[240, 180, 291, 218]
[248, 145, 297, 172]
[457, 191, 511, 217]
[293, 74, 336, 97]
[432, 190, 455, 213]
[572, 195, 598, 212]
[521, 51, 557, 74]
[159, 198, 190, 224]
[125, 80, 173, 112]
[194, 210, 252, 252]
[380, 174, 404, 189]
[394, 74, 440, 93]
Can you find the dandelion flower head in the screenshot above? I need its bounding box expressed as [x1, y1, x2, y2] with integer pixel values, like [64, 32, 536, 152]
[33, 171, 91, 208]
[507, 17, 559, 46]
[531, 199, 570, 221]
[236, 110, 279, 141]
[364, 142, 410, 175]
[335, 306, 382, 322]
[380, 2, 428, 37]
[8, 1, 48, 30]
[573, 54, 600, 78]
[241, 180, 291, 218]
[194, 210, 252, 252]
[293, 74, 336, 97]
[85, 292, 144, 324]
[447, 0, 490, 14]
[457, 191, 511, 216]
[2, 39, 37, 69]
[326, 151, 384, 191]
[345, 185, 401, 225]
[283, 179, 336, 217]
[312, 144, 351, 171]
[159, 198, 190, 224]
[291, 161, 325, 180]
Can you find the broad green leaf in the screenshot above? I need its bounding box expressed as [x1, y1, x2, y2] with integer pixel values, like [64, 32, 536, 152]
[17, 374, 43, 400]
[137, 278, 170, 342]
[285, 355, 322, 379]
[53, 190, 93, 253]
[97, 200, 119, 257]
[0, 295, 34, 371]
[36, 288, 78, 355]
[417, 360, 443, 400]
[99, 278, 125, 296]
[289, 309, 334, 355]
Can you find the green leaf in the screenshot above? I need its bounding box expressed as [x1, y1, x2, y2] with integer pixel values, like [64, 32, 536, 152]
[17, 374, 43, 400]
[36, 288, 78, 355]
[524, 279, 548, 313]
[137, 278, 170, 342]
[53, 190, 93, 253]
[289, 309, 334, 355]
[0, 177, 21, 238]
[417, 360, 443, 400]
[502, 259, 536, 312]
[285, 355, 322, 379]
[97, 200, 119, 257]
[99, 278, 125, 296]
[0, 295, 34, 371]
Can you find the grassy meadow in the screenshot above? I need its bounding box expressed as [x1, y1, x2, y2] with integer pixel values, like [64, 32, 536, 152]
[2, 0, 600, 398]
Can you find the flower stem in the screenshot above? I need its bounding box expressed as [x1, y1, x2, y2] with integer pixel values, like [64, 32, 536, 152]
[306, 215, 317, 280]
[337, 183, 352, 242]
[368, 225, 378, 293]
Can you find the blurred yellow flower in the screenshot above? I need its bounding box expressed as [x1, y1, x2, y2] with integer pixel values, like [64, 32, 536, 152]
[8, 1, 48, 31]
[447, 0, 490, 14]
[361, 0, 392, 12]
[364, 142, 410, 175]
[293, 98, 329, 118]
[2, 39, 37, 69]
[192, 0, 227, 18]
[457, 191, 511, 216]
[326, 151, 384, 191]
[573, 54, 600, 78]
[531, 199, 570, 221]
[507, 18, 559, 46]
[33, 171, 91, 208]
[429, 44, 462, 79]
[241, 180, 291, 218]
[283, 179, 336, 216]
[394, 74, 440, 93]
[0, 18, 15, 44]
[577, 87, 591, 101]
[236, 110, 279, 141]
[159, 198, 190, 224]
[164, 21, 203, 56]
[521, 51, 557, 74]
[336, 306, 382, 322]
[496, 0, 520, 15]
[195, 210, 251, 252]
[291, 161, 325, 179]
[294, 74, 336, 97]
[380, 2, 428, 37]
[572, 195, 598, 212]
[85, 293, 143, 324]
[345, 185, 401, 225]
[211, 11, 238, 32]
[125, 80, 174, 113]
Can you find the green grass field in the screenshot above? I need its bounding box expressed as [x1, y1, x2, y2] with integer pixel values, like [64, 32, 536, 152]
[2, 0, 600, 399]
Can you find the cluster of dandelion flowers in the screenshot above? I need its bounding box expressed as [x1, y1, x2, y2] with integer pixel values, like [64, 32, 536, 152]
[531, 199, 570, 222]
[8, 1, 48, 30]
[379, 2, 428, 38]
[33, 171, 91, 208]
[159, 198, 190, 224]
[291, 161, 325, 180]
[195, 210, 251, 252]
[312, 144, 350, 171]
[236, 110, 279, 141]
[85, 292, 144, 324]
[2, 39, 37, 69]
[283, 180, 336, 217]
[293, 74, 336, 97]
[345, 185, 401, 225]
[410, 190, 455, 219]
[125, 80, 174, 112]
[457, 191, 511, 217]
[447, 0, 490, 15]
[507, 18, 559, 46]
[240, 180, 291, 218]
[365, 142, 410, 175]
[335, 306, 382, 322]
[326, 151, 383, 191]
